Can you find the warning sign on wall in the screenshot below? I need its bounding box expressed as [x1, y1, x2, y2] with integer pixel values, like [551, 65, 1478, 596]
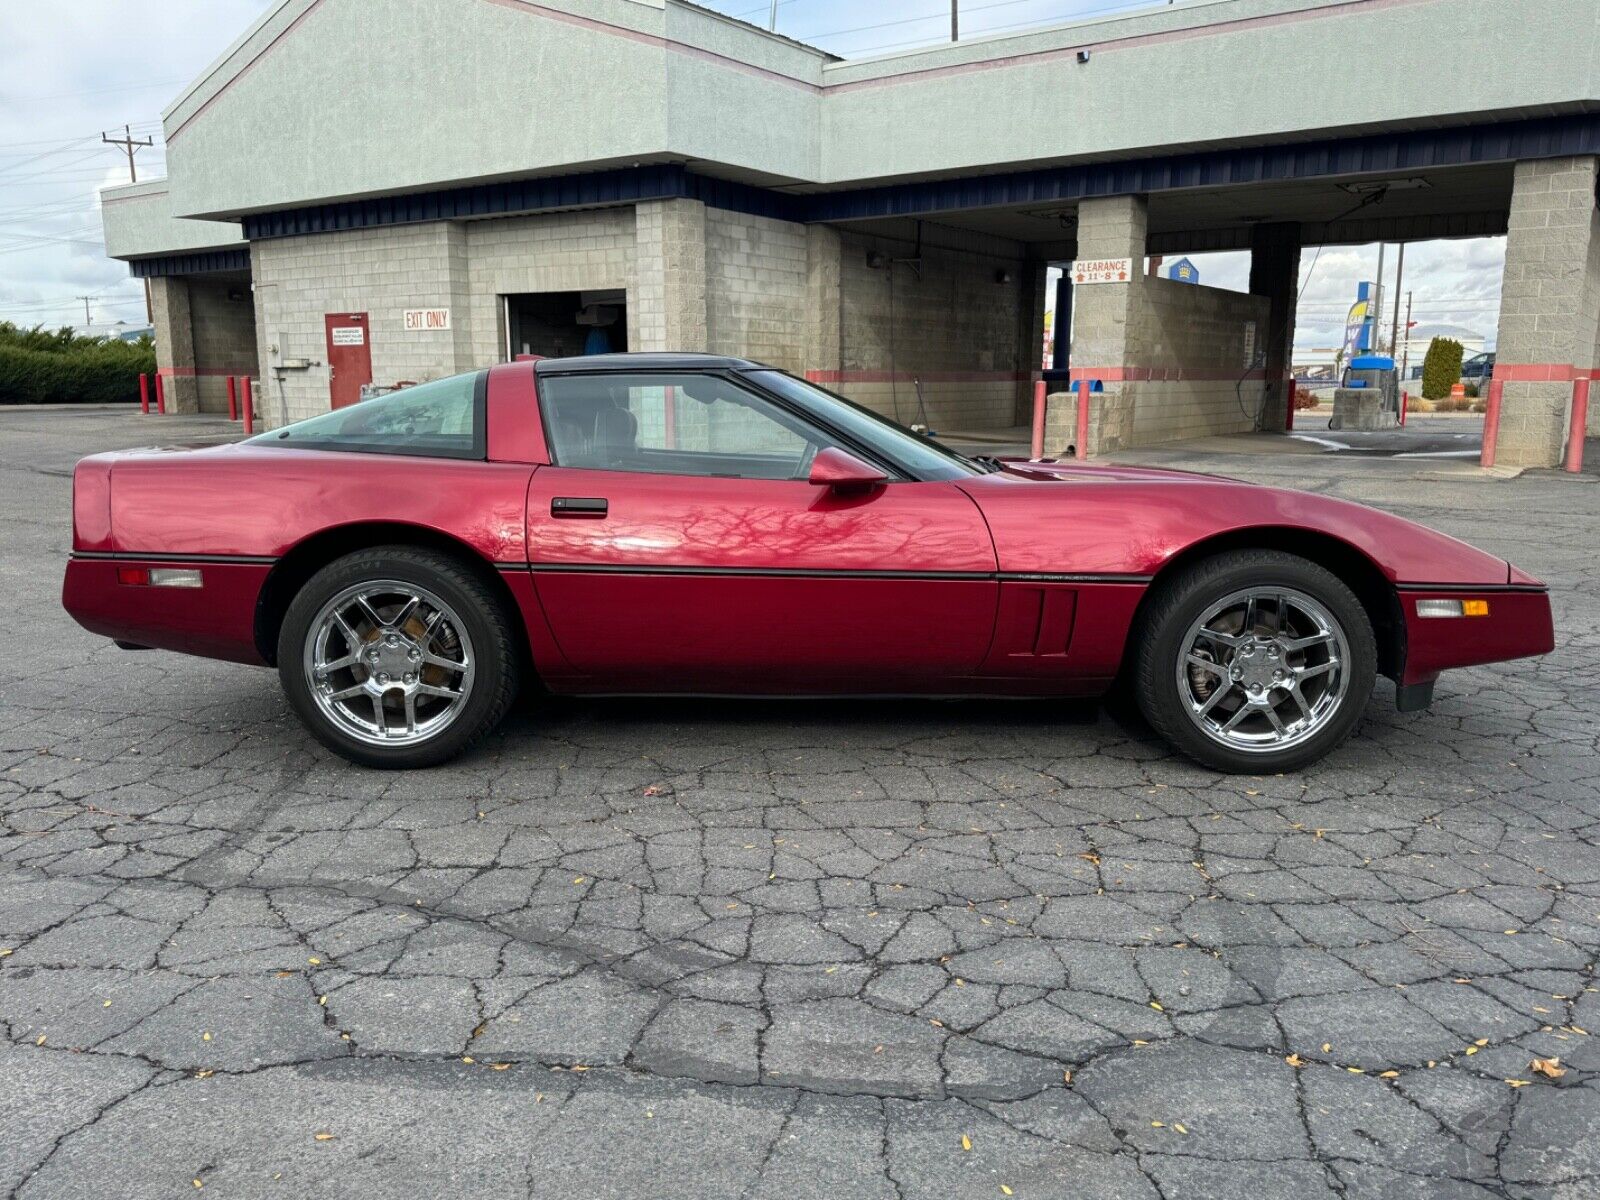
[1071, 258, 1134, 285]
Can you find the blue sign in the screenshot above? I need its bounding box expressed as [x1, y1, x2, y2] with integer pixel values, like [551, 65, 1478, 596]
[1343, 281, 1375, 357]
[1167, 256, 1200, 285]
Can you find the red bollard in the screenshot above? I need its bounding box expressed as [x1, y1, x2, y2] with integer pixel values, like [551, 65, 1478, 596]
[1029, 380, 1047, 459]
[1566, 377, 1590, 474]
[1481, 379, 1503, 468]
[241, 376, 254, 436]
[138, 373, 150, 415]
[1285, 380, 1295, 432]
[1075, 379, 1091, 460]
[226, 375, 238, 421]
[1400, 391, 1408, 427]
[154, 372, 166, 415]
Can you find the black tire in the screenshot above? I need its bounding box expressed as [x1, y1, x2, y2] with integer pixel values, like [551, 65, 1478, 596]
[1131, 550, 1376, 773]
[278, 547, 520, 768]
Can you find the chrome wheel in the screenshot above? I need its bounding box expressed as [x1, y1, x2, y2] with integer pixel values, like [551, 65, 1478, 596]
[303, 580, 475, 748]
[1176, 586, 1350, 755]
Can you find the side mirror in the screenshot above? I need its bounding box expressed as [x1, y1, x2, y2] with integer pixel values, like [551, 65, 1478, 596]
[808, 447, 887, 492]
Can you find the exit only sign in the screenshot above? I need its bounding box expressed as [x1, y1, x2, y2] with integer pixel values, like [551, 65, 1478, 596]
[1071, 258, 1133, 285]
[402, 308, 451, 331]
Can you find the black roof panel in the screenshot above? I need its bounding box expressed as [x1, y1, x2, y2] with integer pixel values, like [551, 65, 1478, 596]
[533, 352, 768, 373]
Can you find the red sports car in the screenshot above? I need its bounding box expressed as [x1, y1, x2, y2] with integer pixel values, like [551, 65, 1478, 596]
[63, 354, 1553, 772]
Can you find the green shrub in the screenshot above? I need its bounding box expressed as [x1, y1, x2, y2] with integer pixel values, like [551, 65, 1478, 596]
[1421, 337, 1464, 401]
[0, 322, 155, 405]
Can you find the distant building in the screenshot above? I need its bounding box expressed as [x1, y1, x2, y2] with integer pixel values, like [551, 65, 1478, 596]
[1398, 323, 1486, 378]
[73, 321, 154, 343]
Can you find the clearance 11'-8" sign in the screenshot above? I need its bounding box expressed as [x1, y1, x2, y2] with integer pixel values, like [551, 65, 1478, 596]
[1071, 258, 1133, 285]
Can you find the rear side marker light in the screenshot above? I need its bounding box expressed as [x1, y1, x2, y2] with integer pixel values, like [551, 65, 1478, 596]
[117, 567, 203, 589]
[1416, 598, 1489, 618]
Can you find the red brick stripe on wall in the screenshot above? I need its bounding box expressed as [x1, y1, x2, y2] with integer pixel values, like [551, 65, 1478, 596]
[804, 370, 1037, 384]
[1492, 363, 1600, 383]
[1068, 366, 1268, 383]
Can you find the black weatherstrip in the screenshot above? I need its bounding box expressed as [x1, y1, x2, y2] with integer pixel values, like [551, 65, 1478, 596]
[71, 550, 280, 566]
[522, 562, 1151, 584]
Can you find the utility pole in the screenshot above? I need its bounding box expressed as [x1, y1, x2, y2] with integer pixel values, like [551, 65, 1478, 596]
[1372, 242, 1386, 355]
[101, 123, 153, 184]
[952, 0, 959, 41]
[1399, 291, 1413, 382]
[768, 0, 777, 30]
[75, 296, 93, 327]
[1388, 243, 1406, 355]
[103, 123, 156, 324]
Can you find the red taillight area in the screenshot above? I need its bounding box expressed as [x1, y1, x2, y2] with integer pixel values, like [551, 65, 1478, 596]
[62, 559, 269, 666]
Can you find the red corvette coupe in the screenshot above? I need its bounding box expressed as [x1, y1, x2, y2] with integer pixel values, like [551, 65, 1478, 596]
[64, 354, 1553, 771]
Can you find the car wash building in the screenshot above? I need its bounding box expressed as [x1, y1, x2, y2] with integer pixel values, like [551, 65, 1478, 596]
[101, 0, 1600, 468]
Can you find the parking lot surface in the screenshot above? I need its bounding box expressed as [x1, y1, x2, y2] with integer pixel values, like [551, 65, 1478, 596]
[3, 406, 1598, 1200]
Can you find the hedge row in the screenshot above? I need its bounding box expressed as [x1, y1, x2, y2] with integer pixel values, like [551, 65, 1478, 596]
[0, 323, 156, 405]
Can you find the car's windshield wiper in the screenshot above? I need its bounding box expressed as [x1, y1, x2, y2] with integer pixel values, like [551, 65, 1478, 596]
[968, 454, 1005, 474]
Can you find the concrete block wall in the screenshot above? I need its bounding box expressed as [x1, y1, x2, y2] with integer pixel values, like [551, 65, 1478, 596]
[1494, 156, 1600, 466]
[250, 222, 472, 427]
[835, 226, 1031, 431]
[149, 277, 197, 414]
[185, 277, 258, 413]
[1053, 194, 1270, 455]
[705, 209, 807, 372]
[634, 199, 707, 353]
[465, 208, 635, 365]
[1119, 279, 1271, 446]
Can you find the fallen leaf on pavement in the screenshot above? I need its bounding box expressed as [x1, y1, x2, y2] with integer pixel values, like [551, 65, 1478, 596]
[1531, 1057, 1566, 1079]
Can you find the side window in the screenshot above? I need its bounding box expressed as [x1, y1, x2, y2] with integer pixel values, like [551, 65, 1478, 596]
[539, 372, 831, 480]
[253, 371, 484, 459]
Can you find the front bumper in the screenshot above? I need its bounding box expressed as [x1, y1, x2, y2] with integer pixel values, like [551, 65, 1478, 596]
[1396, 585, 1555, 693]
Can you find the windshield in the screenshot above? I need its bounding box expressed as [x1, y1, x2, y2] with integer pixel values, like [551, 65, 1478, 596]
[744, 370, 981, 481]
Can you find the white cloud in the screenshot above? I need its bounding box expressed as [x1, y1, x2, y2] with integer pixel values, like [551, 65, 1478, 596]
[0, 1, 270, 330]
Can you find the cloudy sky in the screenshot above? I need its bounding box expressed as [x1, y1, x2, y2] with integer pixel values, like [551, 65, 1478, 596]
[2, 0, 1503, 347]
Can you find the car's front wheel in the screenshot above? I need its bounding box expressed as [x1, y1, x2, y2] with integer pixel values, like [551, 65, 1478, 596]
[1132, 550, 1376, 772]
[278, 547, 520, 768]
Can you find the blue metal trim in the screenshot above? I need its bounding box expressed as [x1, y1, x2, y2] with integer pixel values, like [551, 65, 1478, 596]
[231, 113, 1599, 242]
[805, 113, 1600, 223]
[129, 248, 251, 277]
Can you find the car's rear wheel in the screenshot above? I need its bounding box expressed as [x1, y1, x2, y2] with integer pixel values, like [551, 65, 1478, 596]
[278, 547, 519, 768]
[1132, 550, 1376, 772]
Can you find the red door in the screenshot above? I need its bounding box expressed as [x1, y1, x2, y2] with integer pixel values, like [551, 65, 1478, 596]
[525, 468, 1000, 693]
[324, 313, 372, 410]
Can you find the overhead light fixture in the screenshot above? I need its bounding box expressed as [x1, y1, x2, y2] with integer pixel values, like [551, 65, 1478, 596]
[1339, 178, 1431, 196]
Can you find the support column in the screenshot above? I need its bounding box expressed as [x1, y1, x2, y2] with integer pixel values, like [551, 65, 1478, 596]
[633, 199, 707, 353]
[804, 224, 842, 382]
[148, 276, 198, 414]
[1249, 222, 1302, 432]
[1013, 260, 1049, 426]
[1495, 156, 1600, 468]
[1049, 194, 1148, 456]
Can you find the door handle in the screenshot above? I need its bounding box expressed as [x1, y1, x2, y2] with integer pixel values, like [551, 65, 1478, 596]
[551, 497, 608, 518]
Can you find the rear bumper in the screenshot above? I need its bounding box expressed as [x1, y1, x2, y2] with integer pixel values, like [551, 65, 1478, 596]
[62, 555, 272, 666]
[1397, 585, 1554, 691]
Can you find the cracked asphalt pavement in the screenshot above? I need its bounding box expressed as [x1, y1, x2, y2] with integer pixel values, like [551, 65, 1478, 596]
[3, 407, 1599, 1199]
